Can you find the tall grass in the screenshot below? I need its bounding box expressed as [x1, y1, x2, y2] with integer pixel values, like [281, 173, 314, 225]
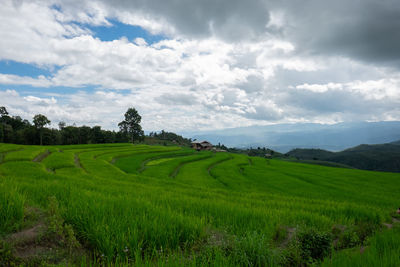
[0, 183, 25, 235]
[0, 143, 399, 266]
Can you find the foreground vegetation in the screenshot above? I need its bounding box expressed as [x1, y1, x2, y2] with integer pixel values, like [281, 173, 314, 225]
[1, 143, 399, 266]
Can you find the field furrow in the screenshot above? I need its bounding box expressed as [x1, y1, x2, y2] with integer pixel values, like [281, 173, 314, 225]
[32, 149, 51, 162]
[1, 143, 400, 266]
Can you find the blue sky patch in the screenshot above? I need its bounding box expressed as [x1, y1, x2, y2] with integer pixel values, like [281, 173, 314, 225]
[0, 60, 56, 78]
[88, 19, 166, 44]
[1, 84, 82, 96]
[0, 84, 131, 98]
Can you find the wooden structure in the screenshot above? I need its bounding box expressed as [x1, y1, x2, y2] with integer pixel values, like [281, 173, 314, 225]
[191, 140, 213, 151]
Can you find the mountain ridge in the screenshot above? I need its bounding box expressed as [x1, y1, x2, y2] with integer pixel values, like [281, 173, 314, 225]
[181, 121, 400, 153]
[286, 140, 400, 172]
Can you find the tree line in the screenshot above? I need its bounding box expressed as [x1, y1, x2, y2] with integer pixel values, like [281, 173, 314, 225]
[148, 130, 191, 145]
[0, 106, 192, 146]
[0, 107, 144, 145]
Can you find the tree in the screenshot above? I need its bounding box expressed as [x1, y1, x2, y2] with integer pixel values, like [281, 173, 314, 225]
[91, 126, 104, 143]
[33, 114, 51, 145]
[0, 106, 8, 117]
[118, 108, 144, 144]
[79, 126, 91, 144]
[0, 106, 9, 143]
[58, 121, 66, 130]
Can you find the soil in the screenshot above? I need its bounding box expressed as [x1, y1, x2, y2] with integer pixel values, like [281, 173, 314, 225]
[207, 229, 229, 247]
[74, 153, 87, 173]
[383, 216, 400, 229]
[8, 223, 45, 246]
[280, 227, 296, 247]
[5, 215, 51, 261]
[3, 206, 85, 265]
[383, 223, 393, 229]
[33, 150, 51, 162]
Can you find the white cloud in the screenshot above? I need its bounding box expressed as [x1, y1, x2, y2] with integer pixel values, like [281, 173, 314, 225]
[133, 37, 147, 46]
[24, 95, 57, 105]
[296, 83, 343, 93]
[295, 79, 400, 100]
[0, 74, 52, 87]
[0, 0, 399, 131]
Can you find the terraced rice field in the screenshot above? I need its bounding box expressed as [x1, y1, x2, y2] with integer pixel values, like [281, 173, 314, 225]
[0, 143, 400, 266]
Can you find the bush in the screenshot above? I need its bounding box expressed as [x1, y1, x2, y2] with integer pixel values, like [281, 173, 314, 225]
[297, 227, 332, 261]
[332, 220, 380, 250]
[337, 228, 360, 249]
[280, 226, 332, 266]
[354, 220, 379, 244]
[196, 231, 277, 266]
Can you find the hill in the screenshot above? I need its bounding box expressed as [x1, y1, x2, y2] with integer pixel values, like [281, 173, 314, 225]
[0, 143, 400, 266]
[182, 121, 400, 152]
[286, 140, 400, 172]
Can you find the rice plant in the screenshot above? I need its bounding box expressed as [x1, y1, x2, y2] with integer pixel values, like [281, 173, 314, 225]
[0, 142, 399, 266]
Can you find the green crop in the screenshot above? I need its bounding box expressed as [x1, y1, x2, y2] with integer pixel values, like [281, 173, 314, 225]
[0, 143, 399, 266]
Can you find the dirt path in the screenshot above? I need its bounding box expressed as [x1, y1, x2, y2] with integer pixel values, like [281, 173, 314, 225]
[74, 153, 87, 173]
[8, 223, 45, 245]
[383, 217, 400, 229]
[280, 227, 296, 248]
[383, 223, 393, 229]
[5, 207, 48, 260]
[32, 150, 51, 162]
[3, 206, 85, 264]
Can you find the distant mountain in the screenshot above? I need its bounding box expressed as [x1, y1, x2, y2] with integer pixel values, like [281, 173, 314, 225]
[285, 148, 334, 160]
[390, 140, 400, 145]
[181, 121, 400, 153]
[286, 141, 400, 172]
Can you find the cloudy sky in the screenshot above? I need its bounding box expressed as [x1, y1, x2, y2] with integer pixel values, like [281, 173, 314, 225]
[1, 0, 400, 131]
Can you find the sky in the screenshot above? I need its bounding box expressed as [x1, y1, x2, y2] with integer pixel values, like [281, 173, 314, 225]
[0, 0, 400, 132]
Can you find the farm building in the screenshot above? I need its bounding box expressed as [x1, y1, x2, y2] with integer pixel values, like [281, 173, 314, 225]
[191, 140, 213, 151]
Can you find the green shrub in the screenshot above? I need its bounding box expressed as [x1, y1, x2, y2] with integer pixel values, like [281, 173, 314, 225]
[281, 227, 332, 265]
[337, 228, 360, 249]
[297, 227, 332, 261]
[354, 220, 380, 244]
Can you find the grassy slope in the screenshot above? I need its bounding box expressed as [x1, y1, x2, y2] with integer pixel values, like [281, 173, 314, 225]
[286, 142, 400, 172]
[0, 143, 399, 266]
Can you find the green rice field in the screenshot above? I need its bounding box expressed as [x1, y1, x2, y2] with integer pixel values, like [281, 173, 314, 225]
[0, 143, 399, 266]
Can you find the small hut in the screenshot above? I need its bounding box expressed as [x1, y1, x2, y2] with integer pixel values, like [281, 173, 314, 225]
[191, 140, 213, 151]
